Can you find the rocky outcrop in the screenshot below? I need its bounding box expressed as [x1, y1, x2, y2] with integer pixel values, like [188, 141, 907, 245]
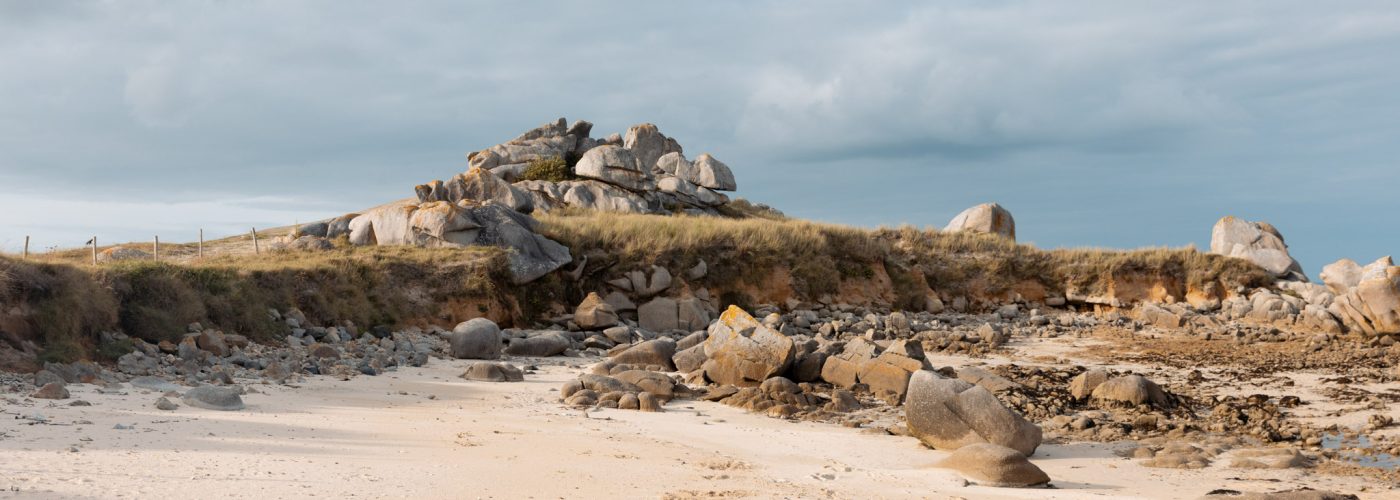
[1327, 258, 1400, 337]
[1209, 216, 1306, 281]
[945, 203, 1015, 240]
[905, 370, 1042, 456]
[348, 198, 570, 284]
[472, 118, 737, 215]
[415, 166, 534, 213]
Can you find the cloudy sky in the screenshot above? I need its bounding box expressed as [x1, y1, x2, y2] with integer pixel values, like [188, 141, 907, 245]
[1, 1, 1397, 276]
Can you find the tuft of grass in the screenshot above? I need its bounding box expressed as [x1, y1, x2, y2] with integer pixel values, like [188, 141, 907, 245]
[519, 156, 578, 182]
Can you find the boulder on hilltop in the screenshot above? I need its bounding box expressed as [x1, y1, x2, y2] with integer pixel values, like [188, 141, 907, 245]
[1208, 216, 1307, 281]
[945, 203, 1015, 240]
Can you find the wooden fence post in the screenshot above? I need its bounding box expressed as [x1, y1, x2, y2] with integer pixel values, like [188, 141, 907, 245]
[153, 236, 160, 262]
[251, 227, 260, 255]
[198, 229, 204, 259]
[90, 236, 97, 265]
[23, 236, 29, 259]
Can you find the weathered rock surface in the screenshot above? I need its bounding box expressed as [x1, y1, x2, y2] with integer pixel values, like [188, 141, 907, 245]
[1091, 374, 1171, 408]
[449, 319, 502, 360]
[905, 370, 1042, 456]
[1327, 259, 1400, 337]
[701, 306, 796, 387]
[504, 332, 572, 357]
[182, 386, 245, 411]
[348, 199, 570, 284]
[1209, 216, 1306, 281]
[945, 203, 1015, 240]
[574, 292, 619, 330]
[461, 362, 524, 382]
[939, 443, 1051, 488]
[575, 145, 652, 191]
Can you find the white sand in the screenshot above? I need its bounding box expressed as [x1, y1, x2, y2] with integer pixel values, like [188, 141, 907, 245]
[0, 358, 1391, 500]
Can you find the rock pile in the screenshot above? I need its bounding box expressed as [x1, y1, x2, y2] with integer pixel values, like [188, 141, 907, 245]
[1324, 256, 1400, 337]
[475, 118, 739, 215]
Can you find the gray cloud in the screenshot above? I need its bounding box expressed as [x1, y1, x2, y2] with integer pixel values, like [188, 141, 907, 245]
[1, 1, 1398, 276]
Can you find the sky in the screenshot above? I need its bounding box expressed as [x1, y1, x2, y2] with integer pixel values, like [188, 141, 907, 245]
[1, 1, 1398, 277]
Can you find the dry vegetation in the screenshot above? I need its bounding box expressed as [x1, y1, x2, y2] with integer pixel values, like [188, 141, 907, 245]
[0, 246, 508, 363]
[1, 208, 1271, 362]
[538, 211, 1272, 310]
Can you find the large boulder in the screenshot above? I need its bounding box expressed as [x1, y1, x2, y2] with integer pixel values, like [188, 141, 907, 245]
[449, 319, 502, 359]
[689, 154, 737, 191]
[638, 297, 680, 333]
[905, 370, 1042, 456]
[945, 203, 1015, 240]
[460, 361, 524, 382]
[574, 292, 619, 330]
[504, 332, 572, 357]
[1321, 258, 1364, 294]
[701, 306, 796, 387]
[622, 123, 679, 173]
[1090, 374, 1171, 408]
[416, 167, 533, 213]
[1328, 264, 1400, 337]
[1209, 216, 1307, 281]
[575, 145, 652, 191]
[468, 117, 577, 171]
[610, 339, 677, 370]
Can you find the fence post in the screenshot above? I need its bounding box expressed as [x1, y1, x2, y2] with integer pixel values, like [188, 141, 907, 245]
[153, 236, 160, 262]
[198, 229, 204, 259]
[90, 236, 97, 266]
[251, 227, 260, 255]
[23, 236, 29, 259]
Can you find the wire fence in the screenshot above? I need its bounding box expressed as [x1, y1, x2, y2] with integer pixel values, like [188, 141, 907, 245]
[3, 226, 299, 266]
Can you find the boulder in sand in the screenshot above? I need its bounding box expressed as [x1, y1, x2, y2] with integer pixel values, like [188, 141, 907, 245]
[461, 362, 525, 382]
[905, 370, 1042, 456]
[182, 386, 245, 411]
[30, 382, 69, 400]
[449, 319, 502, 360]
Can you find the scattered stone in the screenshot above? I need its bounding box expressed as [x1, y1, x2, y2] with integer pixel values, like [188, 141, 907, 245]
[155, 397, 179, 411]
[30, 382, 69, 400]
[182, 386, 246, 411]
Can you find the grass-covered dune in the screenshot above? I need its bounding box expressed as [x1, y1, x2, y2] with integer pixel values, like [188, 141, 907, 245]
[0, 207, 1271, 364]
[537, 208, 1271, 312]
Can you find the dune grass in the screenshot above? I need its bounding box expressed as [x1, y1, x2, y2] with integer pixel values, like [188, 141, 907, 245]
[538, 211, 1272, 308]
[0, 245, 508, 362]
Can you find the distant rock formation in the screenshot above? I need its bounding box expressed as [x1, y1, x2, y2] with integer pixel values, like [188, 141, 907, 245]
[330, 117, 746, 284]
[1208, 216, 1307, 282]
[945, 203, 1015, 240]
[465, 118, 738, 215]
